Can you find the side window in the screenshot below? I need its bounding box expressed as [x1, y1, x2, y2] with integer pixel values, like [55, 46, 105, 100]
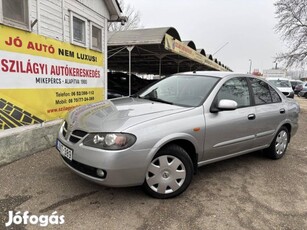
[217, 77, 251, 108]
[2, 0, 29, 30]
[71, 12, 87, 47]
[250, 78, 272, 105]
[269, 86, 282, 103]
[90, 23, 102, 51]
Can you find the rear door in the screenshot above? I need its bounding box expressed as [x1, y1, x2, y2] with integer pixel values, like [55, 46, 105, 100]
[248, 78, 286, 147]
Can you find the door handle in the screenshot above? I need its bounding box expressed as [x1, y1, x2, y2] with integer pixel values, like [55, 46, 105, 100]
[280, 108, 285, 114]
[248, 114, 256, 120]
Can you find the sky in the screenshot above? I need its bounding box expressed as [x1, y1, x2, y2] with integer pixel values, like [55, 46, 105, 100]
[123, 0, 285, 73]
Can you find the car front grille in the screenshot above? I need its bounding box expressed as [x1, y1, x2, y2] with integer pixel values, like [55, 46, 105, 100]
[62, 121, 88, 143]
[61, 156, 106, 179]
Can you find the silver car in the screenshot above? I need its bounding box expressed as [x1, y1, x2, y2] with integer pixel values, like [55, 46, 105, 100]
[56, 71, 300, 198]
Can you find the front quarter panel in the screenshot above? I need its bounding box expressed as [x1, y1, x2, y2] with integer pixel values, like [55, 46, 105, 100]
[124, 106, 205, 164]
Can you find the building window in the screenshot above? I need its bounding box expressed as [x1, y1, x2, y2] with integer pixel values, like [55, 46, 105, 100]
[71, 12, 87, 47]
[90, 23, 102, 51]
[1, 0, 29, 30]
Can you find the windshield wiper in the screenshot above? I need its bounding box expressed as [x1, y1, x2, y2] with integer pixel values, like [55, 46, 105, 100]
[143, 97, 173, 105]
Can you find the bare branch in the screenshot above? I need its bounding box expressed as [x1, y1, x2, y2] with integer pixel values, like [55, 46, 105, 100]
[275, 0, 307, 67]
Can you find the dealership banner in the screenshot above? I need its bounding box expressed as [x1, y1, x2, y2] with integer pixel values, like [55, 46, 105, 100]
[164, 34, 225, 71]
[0, 25, 104, 130]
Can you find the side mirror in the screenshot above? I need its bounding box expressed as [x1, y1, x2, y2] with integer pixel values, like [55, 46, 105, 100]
[217, 99, 238, 111]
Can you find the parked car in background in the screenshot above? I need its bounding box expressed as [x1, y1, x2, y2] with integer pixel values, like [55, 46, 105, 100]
[266, 77, 294, 98]
[298, 85, 307, 98]
[289, 79, 303, 90]
[107, 72, 156, 99]
[57, 72, 300, 199]
[295, 82, 307, 95]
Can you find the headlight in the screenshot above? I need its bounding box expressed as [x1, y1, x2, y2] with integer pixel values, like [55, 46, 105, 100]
[83, 133, 136, 150]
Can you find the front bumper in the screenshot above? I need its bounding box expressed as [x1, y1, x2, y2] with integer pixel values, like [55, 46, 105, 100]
[57, 130, 152, 187]
[298, 91, 307, 97]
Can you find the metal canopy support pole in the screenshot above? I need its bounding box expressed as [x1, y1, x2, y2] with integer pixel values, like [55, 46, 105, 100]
[127, 46, 135, 96]
[159, 57, 162, 77]
[158, 54, 167, 77]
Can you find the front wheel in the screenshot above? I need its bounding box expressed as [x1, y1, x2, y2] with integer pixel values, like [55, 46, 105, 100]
[143, 145, 193, 199]
[265, 127, 289, 159]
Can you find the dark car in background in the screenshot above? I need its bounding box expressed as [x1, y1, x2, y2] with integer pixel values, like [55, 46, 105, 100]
[290, 80, 303, 90]
[298, 86, 307, 98]
[295, 82, 307, 95]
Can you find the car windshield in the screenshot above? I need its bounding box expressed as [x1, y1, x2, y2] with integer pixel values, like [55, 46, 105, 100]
[268, 79, 291, 87]
[137, 74, 219, 107]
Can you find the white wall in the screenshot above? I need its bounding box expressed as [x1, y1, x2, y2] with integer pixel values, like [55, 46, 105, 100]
[39, 0, 63, 40]
[29, 0, 108, 54]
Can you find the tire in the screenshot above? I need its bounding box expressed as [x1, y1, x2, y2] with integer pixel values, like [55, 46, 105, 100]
[143, 144, 193, 199]
[265, 127, 289, 159]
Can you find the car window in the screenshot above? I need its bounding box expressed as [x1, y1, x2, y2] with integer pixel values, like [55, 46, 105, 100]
[269, 86, 282, 103]
[250, 78, 273, 105]
[138, 74, 219, 107]
[216, 77, 251, 108]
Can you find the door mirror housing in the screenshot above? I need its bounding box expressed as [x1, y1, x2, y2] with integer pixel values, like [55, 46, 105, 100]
[217, 99, 238, 111]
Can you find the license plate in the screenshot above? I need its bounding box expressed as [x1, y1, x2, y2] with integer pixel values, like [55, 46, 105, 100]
[56, 140, 73, 161]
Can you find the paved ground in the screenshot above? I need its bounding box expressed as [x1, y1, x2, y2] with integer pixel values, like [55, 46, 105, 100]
[0, 97, 307, 230]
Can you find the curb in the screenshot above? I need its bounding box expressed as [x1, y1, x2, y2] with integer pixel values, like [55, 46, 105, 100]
[0, 119, 63, 166]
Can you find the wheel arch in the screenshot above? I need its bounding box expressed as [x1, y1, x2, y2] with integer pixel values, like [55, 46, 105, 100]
[152, 138, 198, 174]
[282, 123, 292, 142]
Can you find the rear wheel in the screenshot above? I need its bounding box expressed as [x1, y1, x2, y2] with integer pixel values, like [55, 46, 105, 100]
[265, 127, 289, 159]
[143, 145, 193, 199]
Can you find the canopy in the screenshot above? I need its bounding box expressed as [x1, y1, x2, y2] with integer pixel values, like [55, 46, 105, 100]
[107, 27, 231, 76]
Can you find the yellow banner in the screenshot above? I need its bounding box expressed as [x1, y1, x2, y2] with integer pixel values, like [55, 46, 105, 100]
[0, 25, 105, 130]
[0, 24, 103, 66]
[164, 34, 226, 71]
[0, 88, 103, 129]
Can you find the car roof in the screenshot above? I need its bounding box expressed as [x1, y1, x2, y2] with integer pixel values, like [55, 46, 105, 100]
[178, 71, 249, 78]
[265, 77, 290, 81]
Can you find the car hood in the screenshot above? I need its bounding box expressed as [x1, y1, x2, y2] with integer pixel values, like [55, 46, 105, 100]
[276, 87, 293, 93]
[66, 97, 192, 132]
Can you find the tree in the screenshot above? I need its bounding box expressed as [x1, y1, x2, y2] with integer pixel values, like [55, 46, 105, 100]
[108, 0, 141, 31]
[275, 0, 307, 67]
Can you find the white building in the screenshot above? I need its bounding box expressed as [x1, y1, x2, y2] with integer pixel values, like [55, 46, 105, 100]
[0, 0, 126, 165]
[1, 0, 123, 50]
[263, 68, 287, 78]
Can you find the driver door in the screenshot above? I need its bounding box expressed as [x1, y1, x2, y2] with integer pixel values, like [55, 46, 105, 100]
[203, 77, 257, 161]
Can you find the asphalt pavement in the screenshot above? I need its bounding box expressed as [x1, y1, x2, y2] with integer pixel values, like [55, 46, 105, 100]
[0, 97, 307, 230]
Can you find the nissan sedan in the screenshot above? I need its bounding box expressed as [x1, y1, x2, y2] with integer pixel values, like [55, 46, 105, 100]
[57, 72, 300, 199]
